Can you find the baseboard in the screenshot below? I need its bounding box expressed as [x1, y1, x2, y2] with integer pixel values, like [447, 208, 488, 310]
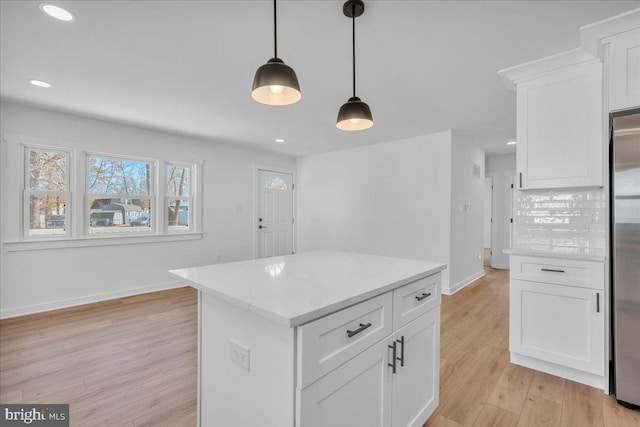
[0, 281, 185, 320]
[442, 270, 485, 295]
[511, 352, 608, 393]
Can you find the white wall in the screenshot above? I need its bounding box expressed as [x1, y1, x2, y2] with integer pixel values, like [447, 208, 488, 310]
[0, 102, 296, 318]
[485, 154, 516, 269]
[296, 131, 453, 290]
[448, 132, 485, 293]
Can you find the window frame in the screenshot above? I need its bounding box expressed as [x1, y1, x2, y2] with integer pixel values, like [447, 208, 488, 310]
[22, 144, 72, 241]
[85, 152, 156, 237]
[164, 161, 193, 234]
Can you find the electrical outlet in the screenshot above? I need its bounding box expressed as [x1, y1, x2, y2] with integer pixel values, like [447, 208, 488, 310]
[230, 339, 250, 371]
[214, 253, 222, 262]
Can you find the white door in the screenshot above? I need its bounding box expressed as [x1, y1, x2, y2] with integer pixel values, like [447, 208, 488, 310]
[258, 170, 293, 258]
[297, 338, 393, 427]
[391, 308, 440, 427]
[510, 279, 604, 375]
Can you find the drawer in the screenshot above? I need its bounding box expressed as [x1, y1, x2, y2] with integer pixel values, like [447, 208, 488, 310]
[509, 255, 604, 290]
[393, 273, 441, 330]
[296, 292, 392, 389]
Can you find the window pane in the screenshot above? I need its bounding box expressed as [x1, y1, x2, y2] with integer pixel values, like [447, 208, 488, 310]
[88, 156, 151, 196]
[166, 164, 190, 197]
[89, 198, 151, 234]
[28, 194, 67, 236]
[167, 199, 189, 231]
[29, 149, 66, 191]
[264, 176, 287, 190]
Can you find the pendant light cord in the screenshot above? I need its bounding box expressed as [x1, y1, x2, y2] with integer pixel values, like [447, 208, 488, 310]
[273, 0, 278, 58]
[352, 4, 356, 97]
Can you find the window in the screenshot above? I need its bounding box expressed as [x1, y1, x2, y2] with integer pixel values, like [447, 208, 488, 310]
[87, 155, 153, 235]
[24, 147, 70, 238]
[264, 176, 287, 190]
[166, 163, 192, 232]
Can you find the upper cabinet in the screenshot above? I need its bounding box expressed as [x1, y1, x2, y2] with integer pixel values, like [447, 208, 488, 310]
[516, 59, 603, 190]
[499, 51, 604, 190]
[607, 29, 640, 111]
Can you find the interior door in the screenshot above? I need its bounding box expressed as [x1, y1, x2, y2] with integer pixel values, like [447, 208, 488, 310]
[258, 170, 293, 258]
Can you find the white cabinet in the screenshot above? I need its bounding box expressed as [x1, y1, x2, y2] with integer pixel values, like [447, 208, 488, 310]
[509, 255, 606, 389]
[510, 279, 604, 375]
[516, 59, 603, 189]
[298, 307, 441, 427]
[607, 29, 640, 111]
[298, 274, 442, 427]
[297, 338, 392, 427]
[194, 266, 443, 427]
[391, 307, 440, 427]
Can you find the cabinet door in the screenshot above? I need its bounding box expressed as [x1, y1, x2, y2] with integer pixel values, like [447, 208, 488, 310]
[297, 338, 392, 427]
[510, 279, 604, 375]
[516, 60, 602, 189]
[391, 307, 440, 427]
[608, 29, 640, 111]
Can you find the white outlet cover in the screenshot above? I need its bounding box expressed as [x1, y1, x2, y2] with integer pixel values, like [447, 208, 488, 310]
[230, 339, 250, 371]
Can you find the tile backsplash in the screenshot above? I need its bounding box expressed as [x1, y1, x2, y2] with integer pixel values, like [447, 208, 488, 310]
[515, 189, 606, 256]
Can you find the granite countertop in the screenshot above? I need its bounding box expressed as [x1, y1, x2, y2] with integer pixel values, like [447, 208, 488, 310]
[503, 249, 606, 262]
[169, 250, 446, 327]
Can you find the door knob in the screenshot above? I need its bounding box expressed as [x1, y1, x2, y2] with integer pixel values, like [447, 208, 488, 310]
[259, 225, 268, 229]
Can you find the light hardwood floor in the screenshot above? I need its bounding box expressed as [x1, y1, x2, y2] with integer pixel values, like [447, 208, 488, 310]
[1, 269, 638, 426]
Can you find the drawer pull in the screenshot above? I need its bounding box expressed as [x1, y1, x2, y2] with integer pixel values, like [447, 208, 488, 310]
[597, 293, 600, 313]
[397, 336, 405, 367]
[388, 341, 397, 374]
[347, 322, 372, 338]
[415, 292, 432, 301]
[541, 268, 565, 273]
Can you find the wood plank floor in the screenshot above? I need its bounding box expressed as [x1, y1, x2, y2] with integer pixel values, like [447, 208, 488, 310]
[1, 269, 639, 426]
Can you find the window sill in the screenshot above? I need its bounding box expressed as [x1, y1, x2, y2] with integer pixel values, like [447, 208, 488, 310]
[3, 232, 204, 252]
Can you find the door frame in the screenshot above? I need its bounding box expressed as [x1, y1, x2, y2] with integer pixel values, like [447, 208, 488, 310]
[253, 164, 296, 259]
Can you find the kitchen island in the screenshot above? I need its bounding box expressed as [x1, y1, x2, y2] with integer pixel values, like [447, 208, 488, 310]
[169, 251, 446, 427]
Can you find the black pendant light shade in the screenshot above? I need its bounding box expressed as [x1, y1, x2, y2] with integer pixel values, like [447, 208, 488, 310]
[336, 96, 373, 131]
[252, 0, 301, 106]
[337, 0, 373, 131]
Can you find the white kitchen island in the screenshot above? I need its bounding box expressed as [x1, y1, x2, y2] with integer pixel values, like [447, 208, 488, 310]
[169, 251, 446, 427]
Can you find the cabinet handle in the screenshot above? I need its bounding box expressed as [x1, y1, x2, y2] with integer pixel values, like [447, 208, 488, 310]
[397, 336, 405, 367]
[388, 341, 397, 374]
[597, 293, 600, 313]
[346, 322, 372, 338]
[415, 292, 431, 302]
[519, 172, 522, 188]
[541, 268, 565, 273]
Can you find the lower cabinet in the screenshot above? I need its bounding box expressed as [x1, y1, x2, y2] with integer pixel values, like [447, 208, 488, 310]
[297, 308, 440, 427]
[510, 279, 604, 375]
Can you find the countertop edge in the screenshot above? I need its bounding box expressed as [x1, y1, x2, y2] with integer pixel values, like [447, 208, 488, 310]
[169, 263, 446, 328]
[503, 249, 606, 262]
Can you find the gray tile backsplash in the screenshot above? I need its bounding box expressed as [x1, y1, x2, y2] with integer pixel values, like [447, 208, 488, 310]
[515, 189, 606, 256]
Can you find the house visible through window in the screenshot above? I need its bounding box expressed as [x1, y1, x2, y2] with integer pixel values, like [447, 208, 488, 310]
[87, 155, 153, 235]
[166, 163, 191, 231]
[25, 147, 70, 238]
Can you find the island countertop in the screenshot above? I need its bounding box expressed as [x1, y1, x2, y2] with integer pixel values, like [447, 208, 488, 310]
[169, 250, 446, 327]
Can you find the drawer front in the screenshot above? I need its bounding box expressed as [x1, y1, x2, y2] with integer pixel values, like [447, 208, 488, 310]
[393, 273, 441, 330]
[509, 255, 604, 289]
[297, 292, 393, 389]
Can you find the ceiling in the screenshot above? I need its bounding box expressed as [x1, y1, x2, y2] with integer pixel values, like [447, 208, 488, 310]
[1, 1, 638, 157]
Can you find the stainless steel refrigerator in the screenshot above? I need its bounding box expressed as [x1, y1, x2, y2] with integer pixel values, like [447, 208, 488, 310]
[611, 108, 640, 408]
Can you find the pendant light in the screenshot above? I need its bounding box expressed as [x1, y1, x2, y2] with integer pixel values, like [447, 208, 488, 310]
[252, 0, 301, 106]
[336, 0, 373, 131]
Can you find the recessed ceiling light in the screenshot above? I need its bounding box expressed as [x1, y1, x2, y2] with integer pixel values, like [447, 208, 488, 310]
[30, 80, 52, 88]
[506, 141, 517, 145]
[40, 4, 75, 22]
[275, 138, 285, 143]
